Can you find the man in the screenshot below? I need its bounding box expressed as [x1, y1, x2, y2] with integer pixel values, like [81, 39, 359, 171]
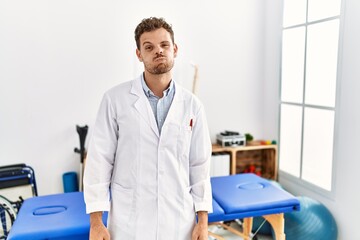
[84, 17, 212, 240]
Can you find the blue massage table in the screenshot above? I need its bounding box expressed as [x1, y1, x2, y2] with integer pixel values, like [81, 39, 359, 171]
[8, 174, 299, 240]
[7, 191, 107, 240]
[209, 173, 300, 240]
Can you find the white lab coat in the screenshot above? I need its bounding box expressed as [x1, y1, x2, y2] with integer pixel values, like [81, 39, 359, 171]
[83, 75, 213, 240]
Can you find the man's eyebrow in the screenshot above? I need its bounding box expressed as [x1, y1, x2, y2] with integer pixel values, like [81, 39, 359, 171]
[142, 41, 153, 46]
[142, 40, 171, 46]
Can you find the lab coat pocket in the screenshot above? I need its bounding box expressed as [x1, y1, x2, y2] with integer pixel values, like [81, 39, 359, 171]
[178, 126, 192, 159]
[110, 182, 134, 225]
[182, 186, 194, 218]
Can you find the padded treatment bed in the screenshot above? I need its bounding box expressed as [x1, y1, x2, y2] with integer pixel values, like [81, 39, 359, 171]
[208, 173, 300, 240]
[8, 174, 299, 240]
[7, 191, 107, 240]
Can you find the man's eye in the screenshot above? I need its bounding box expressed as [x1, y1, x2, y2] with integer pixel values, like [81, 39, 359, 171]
[145, 46, 153, 51]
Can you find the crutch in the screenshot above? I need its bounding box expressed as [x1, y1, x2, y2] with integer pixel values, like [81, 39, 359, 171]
[74, 125, 88, 191]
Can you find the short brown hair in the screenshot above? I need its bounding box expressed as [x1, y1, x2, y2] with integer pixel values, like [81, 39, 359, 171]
[134, 17, 174, 50]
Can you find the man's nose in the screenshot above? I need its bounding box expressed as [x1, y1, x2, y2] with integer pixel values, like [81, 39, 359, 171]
[155, 46, 163, 54]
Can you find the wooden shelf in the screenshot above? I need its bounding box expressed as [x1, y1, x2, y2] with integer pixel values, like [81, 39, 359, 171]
[212, 143, 278, 180]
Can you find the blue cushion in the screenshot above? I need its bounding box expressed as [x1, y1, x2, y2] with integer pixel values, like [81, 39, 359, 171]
[211, 174, 300, 217]
[8, 192, 107, 240]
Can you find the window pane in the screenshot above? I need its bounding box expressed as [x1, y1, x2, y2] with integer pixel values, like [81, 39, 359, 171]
[302, 107, 334, 190]
[283, 0, 307, 27]
[305, 19, 339, 107]
[281, 27, 306, 103]
[279, 104, 303, 177]
[308, 0, 341, 22]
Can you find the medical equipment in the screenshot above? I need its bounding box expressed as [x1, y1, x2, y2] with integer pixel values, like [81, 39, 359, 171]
[191, 62, 199, 95]
[0, 195, 23, 239]
[0, 164, 37, 197]
[74, 125, 88, 191]
[216, 130, 246, 147]
[208, 173, 300, 240]
[7, 192, 107, 240]
[0, 164, 37, 239]
[8, 173, 299, 240]
[284, 196, 337, 240]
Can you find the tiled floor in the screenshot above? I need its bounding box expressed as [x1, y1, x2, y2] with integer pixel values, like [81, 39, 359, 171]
[208, 221, 273, 240]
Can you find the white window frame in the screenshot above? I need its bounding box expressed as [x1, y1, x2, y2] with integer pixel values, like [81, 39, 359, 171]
[278, 0, 345, 198]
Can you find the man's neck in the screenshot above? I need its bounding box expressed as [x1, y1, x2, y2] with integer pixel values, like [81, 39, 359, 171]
[143, 71, 172, 97]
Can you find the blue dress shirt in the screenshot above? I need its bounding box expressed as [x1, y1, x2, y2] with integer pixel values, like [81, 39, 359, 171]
[141, 74, 175, 134]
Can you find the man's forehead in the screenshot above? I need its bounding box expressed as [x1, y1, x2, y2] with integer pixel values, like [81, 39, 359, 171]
[140, 28, 172, 44]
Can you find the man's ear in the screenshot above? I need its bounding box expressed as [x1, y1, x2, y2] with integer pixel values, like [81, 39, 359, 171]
[136, 48, 143, 62]
[173, 43, 178, 58]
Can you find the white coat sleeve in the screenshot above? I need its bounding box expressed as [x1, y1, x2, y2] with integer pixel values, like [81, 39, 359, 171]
[83, 93, 118, 214]
[189, 105, 213, 213]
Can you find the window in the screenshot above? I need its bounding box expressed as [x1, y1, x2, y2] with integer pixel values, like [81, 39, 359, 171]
[279, 0, 341, 191]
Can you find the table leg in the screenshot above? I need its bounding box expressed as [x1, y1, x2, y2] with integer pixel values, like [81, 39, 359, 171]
[263, 213, 286, 240]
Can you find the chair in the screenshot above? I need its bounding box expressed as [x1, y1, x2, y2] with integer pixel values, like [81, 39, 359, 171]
[0, 164, 38, 239]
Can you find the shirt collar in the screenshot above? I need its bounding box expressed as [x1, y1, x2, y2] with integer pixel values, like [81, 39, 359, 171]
[141, 73, 174, 98]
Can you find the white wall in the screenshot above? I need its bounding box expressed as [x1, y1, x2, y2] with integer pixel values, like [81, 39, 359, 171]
[264, 0, 360, 239]
[0, 0, 266, 195]
[0, 0, 126, 196]
[2, 0, 360, 239]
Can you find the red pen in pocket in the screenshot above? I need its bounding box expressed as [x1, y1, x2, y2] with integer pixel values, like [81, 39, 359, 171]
[189, 118, 193, 130]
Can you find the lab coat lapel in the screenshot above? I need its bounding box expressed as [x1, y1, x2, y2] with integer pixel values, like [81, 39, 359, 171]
[130, 77, 159, 138]
[165, 81, 185, 122]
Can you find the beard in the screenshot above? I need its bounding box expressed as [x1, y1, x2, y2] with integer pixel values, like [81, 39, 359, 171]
[144, 58, 175, 75]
